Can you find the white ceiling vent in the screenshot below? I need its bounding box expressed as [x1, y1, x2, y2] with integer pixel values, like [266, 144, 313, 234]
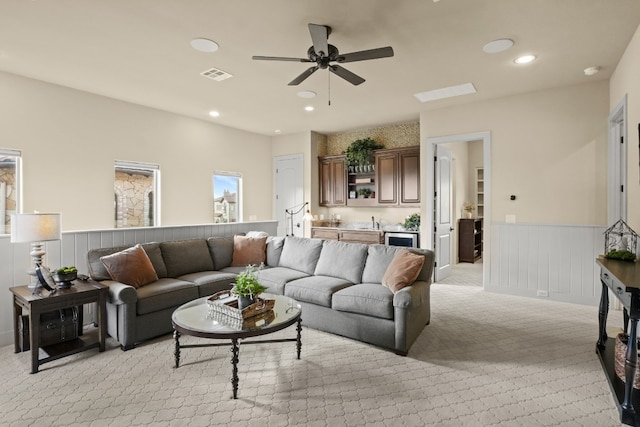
[200, 67, 233, 82]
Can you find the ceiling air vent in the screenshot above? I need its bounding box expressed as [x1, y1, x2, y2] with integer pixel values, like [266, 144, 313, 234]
[200, 67, 233, 82]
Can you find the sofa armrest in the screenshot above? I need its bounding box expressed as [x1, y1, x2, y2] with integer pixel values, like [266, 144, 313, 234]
[102, 280, 138, 305]
[393, 280, 430, 308]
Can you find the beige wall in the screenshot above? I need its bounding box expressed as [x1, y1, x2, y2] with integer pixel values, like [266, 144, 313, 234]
[611, 23, 640, 232]
[421, 80, 609, 226]
[0, 71, 273, 231]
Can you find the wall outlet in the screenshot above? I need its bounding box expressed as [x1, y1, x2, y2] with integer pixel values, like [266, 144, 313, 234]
[537, 290, 549, 297]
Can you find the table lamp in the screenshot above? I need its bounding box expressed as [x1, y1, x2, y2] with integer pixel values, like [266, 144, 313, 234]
[11, 212, 62, 289]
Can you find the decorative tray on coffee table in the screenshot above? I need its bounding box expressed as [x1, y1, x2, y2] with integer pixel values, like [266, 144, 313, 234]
[207, 290, 275, 321]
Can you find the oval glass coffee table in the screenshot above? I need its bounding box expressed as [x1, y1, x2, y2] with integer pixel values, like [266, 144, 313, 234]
[171, 293, 302, 399]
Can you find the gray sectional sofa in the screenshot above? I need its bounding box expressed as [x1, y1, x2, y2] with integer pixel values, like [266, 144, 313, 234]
[87, 235, 435, 355]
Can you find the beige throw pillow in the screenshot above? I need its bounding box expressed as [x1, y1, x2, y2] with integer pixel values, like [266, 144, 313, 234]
[381, 249, 425, 293]
[231, 235, 267, 267]
[100, 244, 158, 288]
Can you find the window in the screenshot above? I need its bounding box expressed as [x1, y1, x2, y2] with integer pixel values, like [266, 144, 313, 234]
[114, 161, 160, 228]
[0, 149, 21, 234]
[213, 172, 242, 223]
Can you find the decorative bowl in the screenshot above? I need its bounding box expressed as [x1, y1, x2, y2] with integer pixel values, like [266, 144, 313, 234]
[52, 271, 77, 289]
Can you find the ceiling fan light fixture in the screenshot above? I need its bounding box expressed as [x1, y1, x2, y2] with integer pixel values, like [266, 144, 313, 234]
[482, 38, 514, 54]
[190, 38, 219, 53]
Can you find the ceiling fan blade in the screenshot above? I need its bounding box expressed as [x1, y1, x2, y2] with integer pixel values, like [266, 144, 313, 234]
[337, 46, 394, 63]
[308, 23, 330, 57]
[253, 55, 313, 63]
[329, 65, 365, 86]
[288, 66, 319, 86]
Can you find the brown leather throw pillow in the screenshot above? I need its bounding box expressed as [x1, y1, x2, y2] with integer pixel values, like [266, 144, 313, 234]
[231, 235, 267, 267]
[381, 249, 425, 293]
[100, 244, 158, 288]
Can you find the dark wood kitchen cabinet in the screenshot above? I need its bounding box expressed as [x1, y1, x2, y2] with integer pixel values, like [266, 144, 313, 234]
[376, 147, 420, 206]
[319, 155, 346, 207]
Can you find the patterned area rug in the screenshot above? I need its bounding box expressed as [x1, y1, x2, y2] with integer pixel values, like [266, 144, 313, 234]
[0, 284, 623, 426]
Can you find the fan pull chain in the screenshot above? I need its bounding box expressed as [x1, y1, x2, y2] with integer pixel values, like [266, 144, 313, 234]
[328, 70, 331, 106]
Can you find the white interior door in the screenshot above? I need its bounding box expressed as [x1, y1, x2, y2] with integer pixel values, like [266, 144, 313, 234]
[434, 146, 453, 281]
[274, 154, 303, 236]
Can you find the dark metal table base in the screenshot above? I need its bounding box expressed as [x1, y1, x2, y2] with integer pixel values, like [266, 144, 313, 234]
[173, 317, 302, 399]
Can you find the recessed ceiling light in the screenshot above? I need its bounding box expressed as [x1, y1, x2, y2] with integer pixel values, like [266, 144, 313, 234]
[191, 38, 219, 53]
[275, 129, 282, 134]
[584, 66, 600, 76]
[482, 39, 514, 54]
[414, 83, 477, 103]
[297, 91, 317, 99]
[209, 110, 220, 117]
[304, 106, 314, 112]
[514, 55, 536, 64]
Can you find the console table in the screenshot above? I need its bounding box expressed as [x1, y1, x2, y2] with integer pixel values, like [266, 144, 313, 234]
[597, 256, 640, 426]
[10, 280, 107, 374]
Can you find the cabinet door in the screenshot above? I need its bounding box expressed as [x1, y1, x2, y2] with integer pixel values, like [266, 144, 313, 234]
[400, 150, 420, 204]
[319, 160, 332, 206]
[376, 153, 398, 204]
[331, 158, 346, 206]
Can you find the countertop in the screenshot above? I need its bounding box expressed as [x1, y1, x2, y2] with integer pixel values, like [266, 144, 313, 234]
[311, 221, 419, 233]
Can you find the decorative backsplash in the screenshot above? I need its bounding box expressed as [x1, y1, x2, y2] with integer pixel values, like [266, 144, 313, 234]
[325, 121, 419, 156]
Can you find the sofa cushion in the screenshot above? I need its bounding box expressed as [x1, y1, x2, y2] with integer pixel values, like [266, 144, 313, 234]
[284, 275, 353, 307]
[177, 271, 236, 297]
[231, 235, 267, 266]
[135, 278, 199, 315]
[141, 243, 168, 279]
[278, 237, 323, 275]
[332, 283, 394, 320]
[100, 244, 159, 289]
[314, 240, 368, 283]
[256, 267, 309, 295]
[266, 236, 285, 267]
[160, 239, 214, 278]
[382, 249, 425, 293]
[361, 245, 400, 284]
[207, 236, 234, 270]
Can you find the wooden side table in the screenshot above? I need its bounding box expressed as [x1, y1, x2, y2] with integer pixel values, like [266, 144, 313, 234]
[10, 280, 108, 374]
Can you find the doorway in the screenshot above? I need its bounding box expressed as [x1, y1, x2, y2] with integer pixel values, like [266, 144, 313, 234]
[274, 154, 304, 237]
[425, 132, 491, 288]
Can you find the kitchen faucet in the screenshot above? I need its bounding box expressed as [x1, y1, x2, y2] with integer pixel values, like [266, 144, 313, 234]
[372, 216, 379, 230]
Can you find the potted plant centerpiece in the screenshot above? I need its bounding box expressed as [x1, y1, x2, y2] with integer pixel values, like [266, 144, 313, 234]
[343, 137, 383, 172]
[232, 264, 268, 309]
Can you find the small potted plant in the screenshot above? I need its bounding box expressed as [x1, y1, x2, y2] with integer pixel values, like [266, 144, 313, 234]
[358, 188, 372, 199]
[343, 137, 383, 172]
[462, 201, 475, 218]
[403, 213, 420, 231]
[232, 264, 268, 309]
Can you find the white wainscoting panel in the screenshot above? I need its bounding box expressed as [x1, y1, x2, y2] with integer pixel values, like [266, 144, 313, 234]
[0, 221, 278, 347]
[488, 223, 606, 306]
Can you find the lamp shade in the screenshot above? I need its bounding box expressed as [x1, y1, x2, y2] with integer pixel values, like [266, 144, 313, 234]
[11, 213, 61, 243]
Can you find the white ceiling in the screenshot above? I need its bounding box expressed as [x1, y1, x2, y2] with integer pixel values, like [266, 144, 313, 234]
[1, 0, 639, 136]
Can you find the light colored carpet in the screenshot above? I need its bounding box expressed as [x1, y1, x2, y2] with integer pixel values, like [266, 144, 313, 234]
[0, 283, 623, 427]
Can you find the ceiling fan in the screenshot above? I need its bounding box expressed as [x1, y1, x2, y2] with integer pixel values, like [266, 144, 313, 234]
[252, 23, 394, 86]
